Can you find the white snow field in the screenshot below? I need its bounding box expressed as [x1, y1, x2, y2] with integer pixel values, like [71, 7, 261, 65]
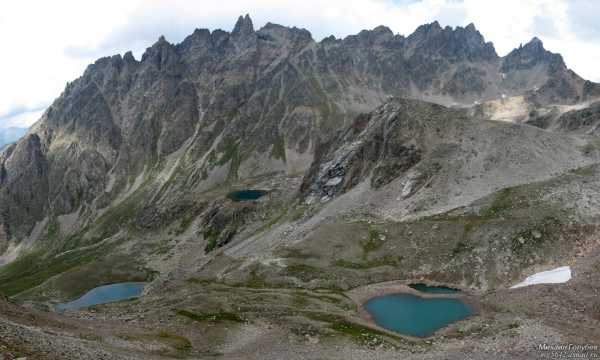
[510, 266, 572, 289]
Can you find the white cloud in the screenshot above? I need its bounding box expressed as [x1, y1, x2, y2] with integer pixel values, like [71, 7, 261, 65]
[1, 0, 599, 128]
[0, 109, 45, 129]
[0, 0, 142, 128]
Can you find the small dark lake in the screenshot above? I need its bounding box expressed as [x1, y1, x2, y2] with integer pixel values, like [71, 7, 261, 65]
[364, 293, 471, 337]
[56, 282, 146, 311]
[227, 189, 267, 202]
[409, 283, 461, 294]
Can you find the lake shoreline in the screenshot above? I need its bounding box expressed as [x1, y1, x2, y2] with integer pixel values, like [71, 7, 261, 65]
[346, 280, 480, 339]
[55, 282, 147, 312]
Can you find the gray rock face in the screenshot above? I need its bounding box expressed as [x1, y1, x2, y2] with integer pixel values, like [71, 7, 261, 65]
[526, 100, 600, 135]
[301, 100, 460, 201]
[0, 16, 598, 256]
[301, 97, 600, 225]
[0, 135, 49, 239]
[501, 37, 563, 72]
[501, 37, 599, 105]
[557, 101, 600, 134]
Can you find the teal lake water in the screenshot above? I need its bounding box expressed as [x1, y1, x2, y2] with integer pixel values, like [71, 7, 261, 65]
[227, 190, 267, 201]
[364, 294, 471, 337]
[409, 283, 461, 294]
[56, 282, 146, 311]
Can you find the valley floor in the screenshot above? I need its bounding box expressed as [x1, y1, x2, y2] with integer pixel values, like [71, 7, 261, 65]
[2, 246, 600, 360]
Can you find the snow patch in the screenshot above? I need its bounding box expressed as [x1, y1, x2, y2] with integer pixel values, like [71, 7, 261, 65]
[510, 266, 571, 289]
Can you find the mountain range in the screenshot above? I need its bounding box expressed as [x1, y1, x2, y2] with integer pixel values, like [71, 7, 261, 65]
[1, 15, 600, 359]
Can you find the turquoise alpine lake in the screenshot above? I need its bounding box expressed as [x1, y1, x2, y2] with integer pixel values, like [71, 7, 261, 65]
[364, 293, 471, 337]
[409, 283, 461, 294]
[56, 282, 146, 311]
[227, 189, 267, 201]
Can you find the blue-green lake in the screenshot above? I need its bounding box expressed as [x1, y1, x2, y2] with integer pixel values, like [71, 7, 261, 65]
[409, 283, 461, 294]
[56, 282, 146, 311]
[364, 293, 471, 337]
[227, 190, 267, 201]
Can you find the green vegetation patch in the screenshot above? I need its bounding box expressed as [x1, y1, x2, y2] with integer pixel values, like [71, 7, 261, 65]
[276, 247, 315, 260]
[216, 139, 240, 181]
[284, 263, 326, 282]
[175, 212, 196, 236]
[243, 267, 270, 288]
[360, 226, 384, 259]
[333, 255, 403, 269]
[482, 187, 528, 218]
[288, 206, 307, 222]
[452, 241, 475, 256]
[217, 139, 239, 166]
[270, 135, 287, 161]
[305, 312, 406, 345]
[157, 331, 192, 351]
[176, 309, 244, 323]
[45, 217, 61, 242]
[254, 206, 288, 235]
[88, 197, 141, 243]
[510, 216, 561, 253]
[0, 246, 101, 296]
[203, 227, 222, 253]
[0, 232, 149, 299]
[118, 331, 192, 356]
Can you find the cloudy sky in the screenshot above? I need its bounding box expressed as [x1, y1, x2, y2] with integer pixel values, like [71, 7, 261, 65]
[1, 0, 599, 129]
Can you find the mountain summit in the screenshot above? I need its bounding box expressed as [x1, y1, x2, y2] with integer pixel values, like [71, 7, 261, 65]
[232, 14, 255, 36]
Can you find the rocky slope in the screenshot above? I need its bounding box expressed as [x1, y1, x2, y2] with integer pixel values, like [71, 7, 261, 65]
[1, 15, 598, 264]
[213, 99, 600, 290]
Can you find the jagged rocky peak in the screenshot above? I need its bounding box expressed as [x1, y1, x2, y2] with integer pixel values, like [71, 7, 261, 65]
[414, 20, 443, 35]
[455, 23, 492, 46]
[257, 22, 313, 44]
[502, 36, 565, 71]
[123, 51, 137, 63]
[230, 14, 258, 50]
[406, 21, 497, 61]
[352, 25, 396, 44]
[189, 27, 211, 40]
[409, 20, 485, 42]
[157, 35, 168, 44]
[404, 21, 442, 45]
[141, 35, 174, 59]
[178, 28, 215, 54]
[321, 34, 338, 43]
[525, 36, 544, 50]
[373, 25, 393, 35]
[232, 14, 255, 37]
[177, 27, 232, 57]
[84, 52, 128, 75]
[84, 51, 140, 80]
[140, 34, 182, 72]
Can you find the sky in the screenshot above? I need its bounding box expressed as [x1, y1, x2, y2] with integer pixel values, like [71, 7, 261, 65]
[1, 0, 599, 129]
